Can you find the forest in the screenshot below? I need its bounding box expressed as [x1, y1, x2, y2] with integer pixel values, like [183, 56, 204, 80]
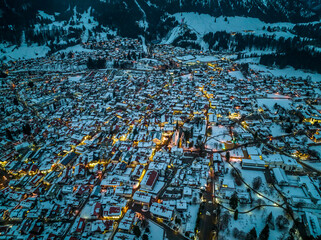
[203, 31, 321, 73]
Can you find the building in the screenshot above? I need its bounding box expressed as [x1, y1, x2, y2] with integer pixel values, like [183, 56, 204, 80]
[149, 203, 174, 221]
[272, 168, 289, 186]
[140, 170, 158, 190]
[303, 212, 321, 238]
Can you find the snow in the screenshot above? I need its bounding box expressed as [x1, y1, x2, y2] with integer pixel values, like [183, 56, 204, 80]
[173, 13, 296, 39]
[257, 98, 292, 111]
[267, 94, 291, 99]
[148, 221, 164, 240]
[75, 7, 99, 42]
[310, 145, 321, 159]
[269, 123, 285, 137]
[304, 146, 321, 170]
[163, 26, 184, 44]
[146, 0, 158, 8]
[195, 55, 219, 62]
[224, 206, 289, 240]
[0, 42, 50, 61]
[38, 10, 55, 21]
[80, 203, 92, 219]
[249, 64, 321, 83]
[219, 162, 290, 239]
[135, 0, 148, 31]
[176, 55, 219, 63]
[57, 44, 96, 54]
[184, 204, 199, 233]
[140, 35, 148, 54]
[68, 75, 83, 82]
[34, 7, 99, 42]
[176, 55, 195, 61]
[228, 71, 244, 80]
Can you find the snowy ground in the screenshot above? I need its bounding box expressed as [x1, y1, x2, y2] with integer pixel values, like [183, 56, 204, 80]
[219, 161, 291, 239]
[257, 98, 293, 111]
[234, 56, 321, 82]
[222, 206, 291, 240]
[175, 55, 219, 63]
[228, 71, 244, 80]
[148, 221, 165, 240]
[80, 203, 93, 219]
[239, 166, 284, 205]
[68, 75, 84, 82]
[35, 7, 99, 42]
[206, 125, 231, 150]
[221, 162, 284, 206]
[249, 63, 321, 83]
[269, 123, 286, 137]
[0, 42, 50, 61]
[173, 13, 297, 39]
[183, 204, 199, 233]
[57, 44, 97, 54]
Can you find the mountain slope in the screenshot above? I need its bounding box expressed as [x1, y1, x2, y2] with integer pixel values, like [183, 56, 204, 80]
[0, 0, 320, 51]
[148, 0, 319, 23]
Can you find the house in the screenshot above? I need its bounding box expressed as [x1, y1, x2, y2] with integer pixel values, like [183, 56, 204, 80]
[140, 170, 158, 191]
[272, 168, 289, 186]
[242, 156, 265, 170]
[91, 202, 102, 219]
[90, 186, 101, 199]
[115, 186, 133, 198]
[118, 211, 135, 232]
[149, 162, 167, 176]
[183, 187, 192, 197]
[131, 165, 145, 180]
[176, 201, 188, 211]
[91, 220, 113, 233]
[103, 206, 122, 219]
[9, 209, 26, 220]
[75, 218, 86, 234]
[60, 152, 78, 166]
[150, 203, 174, 221]
[221, 179, 235, 190]
[303, 212, 321, 238]
[114, 233, 135, 240]
[132, 191, 152, 206]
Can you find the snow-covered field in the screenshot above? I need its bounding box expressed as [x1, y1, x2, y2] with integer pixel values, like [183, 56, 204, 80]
[173, 13, 296, 39]
[219, 161, 291, 239]
[0, 42, 50, 61]
[248, 63, 321, 83]
[175, 54, 219, 63]
[257, 98, 292, 111]
[269, 123, 286, 137]
[235, 56, 321, 83]
[148, 221, 164, 240]
[68, 75, 84, 82]
[57, 44, 97, 54]
[228, 71, 244, 80]
[223, 206, 289, 240]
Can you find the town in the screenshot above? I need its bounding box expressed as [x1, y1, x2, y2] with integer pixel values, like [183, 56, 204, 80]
[1, 37, 321, 240]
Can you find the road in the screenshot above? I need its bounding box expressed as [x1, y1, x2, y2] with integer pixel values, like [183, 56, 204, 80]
[199, 154, 218, 240]
[199, 190, 217, 240]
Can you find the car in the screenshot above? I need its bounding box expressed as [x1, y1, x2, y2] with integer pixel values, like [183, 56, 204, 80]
[206, 211, 211, 216]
